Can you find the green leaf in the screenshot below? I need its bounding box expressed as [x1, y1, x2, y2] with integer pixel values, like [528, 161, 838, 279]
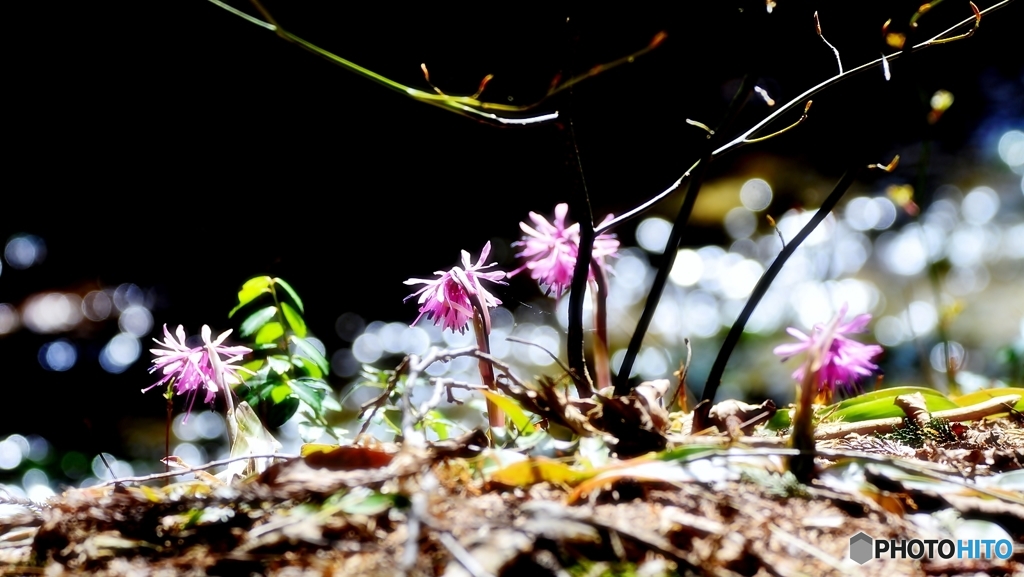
[766, 409, 792, 430]
[294, 377, 332, 392]
[273, 278, 304, 313]
[482, 391, 535, 433]
[240, 359, 265, 377]
[240, 306, 277, 337]
[267, 396, 300, 428]
[295, 377, 340, 412]
[255, 322, 285, 345]
[766, 387, 959, 431]
[251, 379, 280, 403]
[293, 356, 323, 379]
[828, 395, 959, 423]
[289, 379, 324, 414]
[270, 383, 293, 404]
[829, 386, 950, 412]
[337, 489, 397, 515]
[267, 355, 292, 375]
[290, 335, 329, 374]
[281, 301, 307, 338]
[229, 276, 273, 317]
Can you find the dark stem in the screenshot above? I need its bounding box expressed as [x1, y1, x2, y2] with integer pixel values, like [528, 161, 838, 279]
[700, 169, 858, 407]
[614, 74, 758, 396]
[563, 16, 595, 398]
[590, 262, 611, 392]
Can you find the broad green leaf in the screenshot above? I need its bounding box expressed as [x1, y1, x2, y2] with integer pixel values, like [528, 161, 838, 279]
[323, 395, 342, 412]
[267, 397, 300, 428]
[290, 336, 329, 374]
[766, 409, 793, 430]
[240, 359, 265, 381]
[267, 355, 292, 375]
[828, 395, 959, 423]
[953, 388, 1024, 412]
[830, 387, 951, 412]
[656, 445, 722, 462]
[255, 322, 285, 345]
[293, 356, 323, 379]
[337, 489, 397, 515]
[281, 302, 307, 338]
[229, 276, 273, 317]
[425, 410, 462, 440]
[294, 377, 333, 393]
[766, 387, 957, 430]
[482, 391, 535, 433]
[273, 277, 304, 313]
[238, 364, 272, 397]
[240, 306, 277, 337]
[254, 380, 279, 400]
[428, 419, 448, 440]
[289, 379, 324, 414]
[380, 409, 402, 434]
[294, 377, 339, 410]
[270, 383, 293, 404]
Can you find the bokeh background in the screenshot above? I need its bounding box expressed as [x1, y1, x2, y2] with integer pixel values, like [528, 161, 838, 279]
[2, 1, 1022, 498]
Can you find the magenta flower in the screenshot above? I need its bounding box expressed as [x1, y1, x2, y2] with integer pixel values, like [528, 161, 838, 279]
[511, 203, 619, 297]
[404, 242, 507, 334]
[144, 324, 252, 420]
[773, 304, 883, 398]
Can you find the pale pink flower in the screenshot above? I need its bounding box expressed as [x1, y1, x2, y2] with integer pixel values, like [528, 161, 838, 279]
[511, 203, 618, 297]
[144, 324, 252, 420]
[404, 242, 507, 334]
[773, 304, 883, 398]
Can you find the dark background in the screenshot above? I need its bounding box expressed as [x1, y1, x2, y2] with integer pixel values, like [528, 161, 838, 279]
[3, 1, 1021, 459]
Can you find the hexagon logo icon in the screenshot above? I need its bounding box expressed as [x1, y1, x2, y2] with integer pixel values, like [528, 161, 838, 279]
[850, 532, 874, 565]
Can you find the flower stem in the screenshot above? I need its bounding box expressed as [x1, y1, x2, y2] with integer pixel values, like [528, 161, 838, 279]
[788, 310, 842, 483]
[164, 382, 173, 485]
[788, 363, 819, 483]
[467, 291, 505, 441]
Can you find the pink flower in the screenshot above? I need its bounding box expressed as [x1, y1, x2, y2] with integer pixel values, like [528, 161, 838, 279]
[511, 203, 619, 297]
[404, 242, 507, 334]
[144, 324, 252, 420]
[773, 304, 883, 398]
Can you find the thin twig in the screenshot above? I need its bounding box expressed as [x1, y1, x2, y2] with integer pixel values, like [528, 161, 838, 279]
[814, 12, 844, 74]
[743, 100, 812, 143]
[505, 336, 574, 377]
[596, 0, 1007, 234]
[209, 1, 665, 126]
[97, 453, 297, 487]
